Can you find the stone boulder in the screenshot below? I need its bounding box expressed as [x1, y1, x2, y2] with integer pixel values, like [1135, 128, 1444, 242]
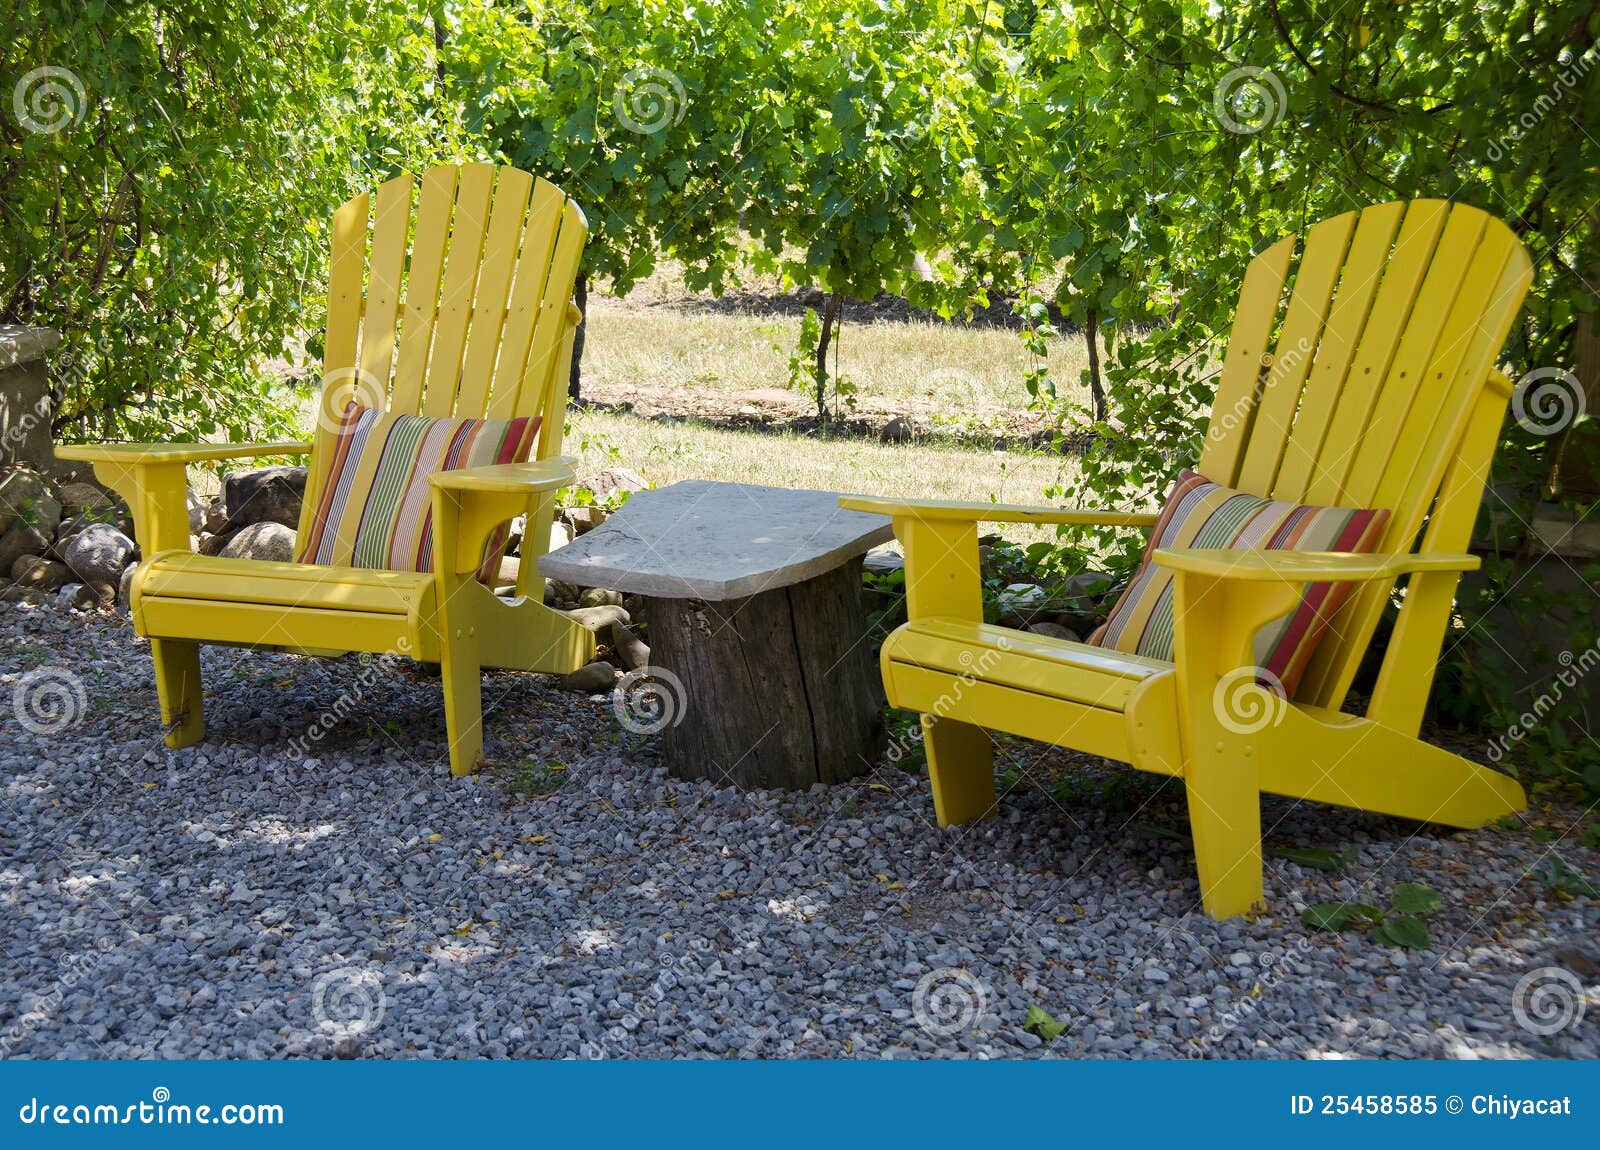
[575, 467, 649, 503]
[0, 466, 62, 539]
[0, 520, 51, 573]
[62, 523, 136, 584]
[218, 521, 296, 563]
[559, 660, 620, 693]
[11, 554, 72, 591]
[223, 465, 306, 529]
[57, 481, 114, 520]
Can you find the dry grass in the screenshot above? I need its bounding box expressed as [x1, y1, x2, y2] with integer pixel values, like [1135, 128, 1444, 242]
[584, 298, 1093, 424]
[568, 407, 1076, 542]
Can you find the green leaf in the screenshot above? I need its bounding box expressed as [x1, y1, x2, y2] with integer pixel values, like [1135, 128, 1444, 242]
[1267, 846, 1351, 872]
[1023, 1005, 1069, 1042]
[1389, 883, 1441, 915]
[1301, 903, 1355, 932]
[1377, 914, 1431, 950]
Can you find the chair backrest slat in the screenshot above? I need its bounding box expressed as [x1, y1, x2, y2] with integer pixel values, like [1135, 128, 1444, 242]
[1196, 199, 1532, 713]
[487, 179, 565, 419]
[356, 175, 414, 393]
[514, 198, 587, 433]
[389, 165, 459, 414]
[422, 164, 497, 416]
[454, 168, 534, 417]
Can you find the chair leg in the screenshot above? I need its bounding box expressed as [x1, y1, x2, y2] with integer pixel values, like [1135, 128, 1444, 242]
[1185, 751, 1265, 919]
[440, 620, 484, 776]
[150, 638, 205, 749]
[924, 714, 995, 826]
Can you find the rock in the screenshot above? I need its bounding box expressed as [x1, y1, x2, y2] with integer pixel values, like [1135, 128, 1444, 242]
[611, 620, 651, 671]
[543, 578, 579, 606]
[0, 521, 52, 572]
[118, 563, 137, 608]
[57, 481, 112, 520]
[564, 506, 607, 536]
[574, 467, 648, 503]
[1027, 621, 1081, 643]
[186, 489, 205, 534]
[559, 660, 620, 693]
[222, 465, 306, 529]
[202, 497, 229, 534]
[550, 520, 575, 551]
[62, 523, 136, 584]
[11, 555, 71, 591]
[0, 466, 62, 539]
[880, 416, 913, 443]
[559, 604, 630, 632]
[997, 583, 1047, 612]
[578, 587, 624, 609]
[1061, 571, 1118, 600]
[218, 522, 296, 563]
[0, 583, 46, 604]
[71, 581, 117, 610]
[862, 547, 904, 575]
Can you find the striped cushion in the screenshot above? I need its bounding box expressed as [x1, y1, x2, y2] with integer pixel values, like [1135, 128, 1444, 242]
[1089, 470, 1390, 696]
[297, 403, 540, 583]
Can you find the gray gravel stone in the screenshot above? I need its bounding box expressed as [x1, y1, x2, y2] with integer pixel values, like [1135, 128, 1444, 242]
[0, 604, 1594, 1060]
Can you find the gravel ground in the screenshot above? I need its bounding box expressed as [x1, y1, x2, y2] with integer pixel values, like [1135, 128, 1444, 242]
[2, 600, 1597, 1060]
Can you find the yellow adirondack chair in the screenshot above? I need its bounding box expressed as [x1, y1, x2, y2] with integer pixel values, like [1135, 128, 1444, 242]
[843, 200, 1533, 919]
[57, 164, 595, 774]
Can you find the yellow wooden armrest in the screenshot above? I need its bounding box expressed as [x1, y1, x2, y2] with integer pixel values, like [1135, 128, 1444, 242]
[839, 495, 1157, 528]
[429, 457, 577, 575]
[54, 442, 307, 555]
[1153, 548, 1480, 583]
[427, 456, 577, 495]
[55, 441, 312, 465]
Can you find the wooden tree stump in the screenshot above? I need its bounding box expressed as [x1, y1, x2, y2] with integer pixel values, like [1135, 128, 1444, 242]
[538, 479, 895, 789]
[647, 558, 884, 788]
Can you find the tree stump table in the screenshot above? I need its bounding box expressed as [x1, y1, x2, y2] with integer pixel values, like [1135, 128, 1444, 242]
[539, 480, 892, 789]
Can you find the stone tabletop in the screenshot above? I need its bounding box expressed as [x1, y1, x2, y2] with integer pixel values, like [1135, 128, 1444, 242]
[538, 479, 895, 601]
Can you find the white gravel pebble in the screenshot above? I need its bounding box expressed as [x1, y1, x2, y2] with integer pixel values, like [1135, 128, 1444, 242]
[0, 601, 1596, 1060]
